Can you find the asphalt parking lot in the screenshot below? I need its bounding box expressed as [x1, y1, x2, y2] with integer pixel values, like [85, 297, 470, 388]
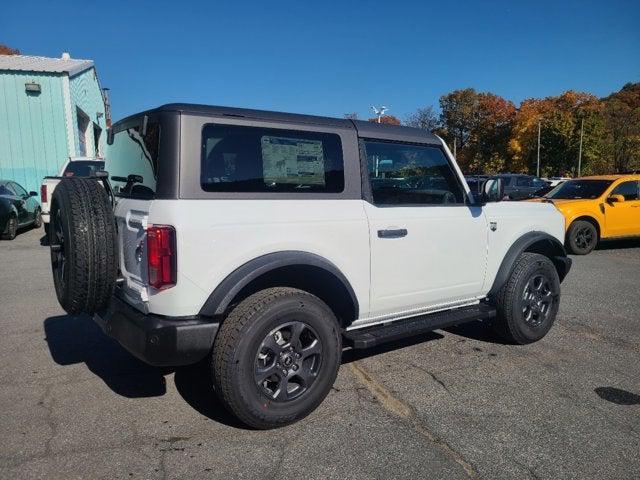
[1, 226, 639, 480]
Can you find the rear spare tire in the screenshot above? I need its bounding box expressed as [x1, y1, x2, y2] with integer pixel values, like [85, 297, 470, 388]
[49, 177, 118, 315]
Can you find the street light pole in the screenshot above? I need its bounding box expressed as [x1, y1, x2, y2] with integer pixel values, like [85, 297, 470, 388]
[577, 118, 584, 177]
[371, 106, 388, 124]
[536, 119, 541, 178]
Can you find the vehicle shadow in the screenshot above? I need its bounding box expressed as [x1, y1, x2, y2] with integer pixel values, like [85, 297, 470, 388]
[596, 238, 640, 251]
[341, 331, 444, 364]
[444, 320, 512, 345]
[44, 314, 170, 398]
[173, 362, 245, 428]
[43, 314, 244, 428]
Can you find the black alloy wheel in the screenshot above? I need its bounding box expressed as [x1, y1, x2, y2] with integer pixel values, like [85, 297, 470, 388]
[567, 220, 598, 255]
[212, 287, 342, 429]
[255, 321, 323, 402]
[574, 226, 595, 251]
[492, 252, 561, 344]
[521, 273, 555, 329]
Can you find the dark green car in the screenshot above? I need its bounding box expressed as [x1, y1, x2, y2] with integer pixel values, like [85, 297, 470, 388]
[0, 180, 42, 240]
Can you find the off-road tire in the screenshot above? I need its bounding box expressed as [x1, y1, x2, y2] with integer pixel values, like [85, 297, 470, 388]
[49, 177, 118, 315]
[566, 220, 598, 255]
[212, 287, 342, 429]
[1, 214, 17, 240]
[492, 253, 560, 344]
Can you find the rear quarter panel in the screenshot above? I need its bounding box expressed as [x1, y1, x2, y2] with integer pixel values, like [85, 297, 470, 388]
[146, 199, 371, 317]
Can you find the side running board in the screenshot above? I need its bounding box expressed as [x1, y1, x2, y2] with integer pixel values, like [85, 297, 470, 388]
[343, 303, 496, 349]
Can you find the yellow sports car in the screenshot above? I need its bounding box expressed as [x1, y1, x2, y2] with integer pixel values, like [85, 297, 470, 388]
[540, 175, 640, 254]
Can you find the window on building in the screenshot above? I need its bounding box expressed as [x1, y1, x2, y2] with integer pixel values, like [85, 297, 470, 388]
[201, 124, 345, 193]
[93, 123, 102, 156]
[77, 108, 90, 156]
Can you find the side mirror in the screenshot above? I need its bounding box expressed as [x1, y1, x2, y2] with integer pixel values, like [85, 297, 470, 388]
[479, 178, 503, 203]
[608, 194, 625, 203]
[29, 191, 38, 197]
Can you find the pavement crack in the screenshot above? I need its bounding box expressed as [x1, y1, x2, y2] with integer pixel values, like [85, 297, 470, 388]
[406, 362, 452, 395]
[348, 362, 479, 479]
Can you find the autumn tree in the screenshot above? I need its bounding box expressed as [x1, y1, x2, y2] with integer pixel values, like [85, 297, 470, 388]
[509, 91, 606, 176]
[367, 114, 401, 125]
[601, 83, 640, 173]
[0, 44, 20, 55]
[404, 106, 439, 131]
[438, 88, 515, 173]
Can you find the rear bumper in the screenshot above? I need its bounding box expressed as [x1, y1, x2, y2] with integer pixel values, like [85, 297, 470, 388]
[93, 295, 219, 367]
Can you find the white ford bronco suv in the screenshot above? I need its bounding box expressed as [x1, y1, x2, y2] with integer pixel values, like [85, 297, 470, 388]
[48, 104, 571, 429]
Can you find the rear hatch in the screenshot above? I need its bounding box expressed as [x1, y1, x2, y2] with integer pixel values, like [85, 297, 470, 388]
[106, 117, 161, 312]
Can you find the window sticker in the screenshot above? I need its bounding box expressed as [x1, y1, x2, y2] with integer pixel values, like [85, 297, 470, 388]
[261, 136, 326, 186]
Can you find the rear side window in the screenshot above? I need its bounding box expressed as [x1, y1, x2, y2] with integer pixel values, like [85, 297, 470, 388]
[63, 161, 105, 177]
[201, 124, 344, 193]
[106, 120, 161, 198]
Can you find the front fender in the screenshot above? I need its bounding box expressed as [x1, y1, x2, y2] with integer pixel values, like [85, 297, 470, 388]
[488, 231, 571, 296]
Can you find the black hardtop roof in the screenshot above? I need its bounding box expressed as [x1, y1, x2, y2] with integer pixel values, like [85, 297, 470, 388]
[113, 103, 441, 145]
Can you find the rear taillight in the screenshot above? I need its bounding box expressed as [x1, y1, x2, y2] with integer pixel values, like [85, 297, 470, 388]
[40, 184, 47, 203]
[146, 225, 176, 290]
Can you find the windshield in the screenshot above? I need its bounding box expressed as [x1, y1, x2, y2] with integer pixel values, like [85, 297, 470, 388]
[546, 180, 613, 199]
[63, 161, 105, 177]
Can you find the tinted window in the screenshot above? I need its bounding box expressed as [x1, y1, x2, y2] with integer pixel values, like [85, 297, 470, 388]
[107, 120, 160, 198]
[532, 178, 548, 188]
[364, 140, 465, 205]
[10, 182, 27, 196]
[201, 124, 344, 193]
[0, 183, 14, 196]
[63, 161, 105, 177]
[516, 176, 532, 187]
[546, 180, 613, 199]
[611, 181, 639, 201]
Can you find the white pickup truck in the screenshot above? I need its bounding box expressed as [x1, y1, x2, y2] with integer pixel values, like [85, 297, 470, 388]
[41, 157, 104, 231]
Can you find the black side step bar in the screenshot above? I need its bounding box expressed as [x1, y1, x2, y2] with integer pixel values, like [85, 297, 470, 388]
[343, 303, 496, 349]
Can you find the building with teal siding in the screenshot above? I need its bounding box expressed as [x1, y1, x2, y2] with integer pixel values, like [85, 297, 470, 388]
[0, 53, 109, 195]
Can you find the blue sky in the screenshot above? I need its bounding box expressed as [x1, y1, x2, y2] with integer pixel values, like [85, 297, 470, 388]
[2, 0, 639, 121]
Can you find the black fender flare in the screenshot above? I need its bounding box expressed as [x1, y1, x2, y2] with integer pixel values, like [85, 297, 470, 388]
[198, 251, 359, 318]
[488, 231, 572, 296]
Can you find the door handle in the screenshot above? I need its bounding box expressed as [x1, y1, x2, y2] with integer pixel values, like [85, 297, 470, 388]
[377, 228, 408, 239]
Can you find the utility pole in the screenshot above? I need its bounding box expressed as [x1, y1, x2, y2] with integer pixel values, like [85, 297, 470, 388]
[536, 119, 541, 178]
[370, 106, 388, 124]
[453, 138, 457, 158]
[577, 118, 584, 177]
